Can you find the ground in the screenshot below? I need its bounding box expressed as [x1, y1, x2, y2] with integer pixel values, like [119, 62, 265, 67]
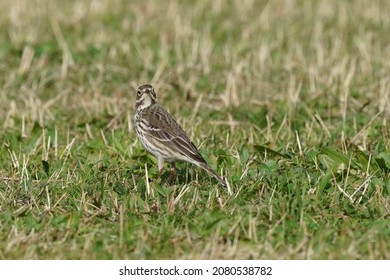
[0, 0, 389, 259]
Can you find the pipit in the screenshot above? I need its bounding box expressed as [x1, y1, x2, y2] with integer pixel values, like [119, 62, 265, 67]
[134, 84, 225, 186]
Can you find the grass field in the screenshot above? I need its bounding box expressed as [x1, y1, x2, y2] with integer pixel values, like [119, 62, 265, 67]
[0, 0, 389, 259]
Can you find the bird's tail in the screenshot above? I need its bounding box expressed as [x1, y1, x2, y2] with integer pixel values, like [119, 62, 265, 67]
[198, 162, 226, 186]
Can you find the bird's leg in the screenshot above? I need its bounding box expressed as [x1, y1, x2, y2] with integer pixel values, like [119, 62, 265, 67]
[158, 158, 165, 177]
[168, 163, 176, 182]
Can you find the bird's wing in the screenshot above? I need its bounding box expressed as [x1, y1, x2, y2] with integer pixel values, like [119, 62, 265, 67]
[145, 105, 207, 164]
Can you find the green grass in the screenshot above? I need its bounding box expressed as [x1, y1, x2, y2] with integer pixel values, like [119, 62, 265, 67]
[0, 0, 389, 259]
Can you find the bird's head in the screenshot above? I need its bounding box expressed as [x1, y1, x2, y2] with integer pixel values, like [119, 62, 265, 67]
[135, 84, 157, 110]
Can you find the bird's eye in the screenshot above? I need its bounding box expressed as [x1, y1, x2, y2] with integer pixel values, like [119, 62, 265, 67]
[137, 90, 142, 97]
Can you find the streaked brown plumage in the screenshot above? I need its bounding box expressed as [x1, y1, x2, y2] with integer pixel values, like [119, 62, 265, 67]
[134, 84, 225, 186]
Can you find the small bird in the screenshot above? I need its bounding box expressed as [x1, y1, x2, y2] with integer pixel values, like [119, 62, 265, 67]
[134, 84, 225, 186]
